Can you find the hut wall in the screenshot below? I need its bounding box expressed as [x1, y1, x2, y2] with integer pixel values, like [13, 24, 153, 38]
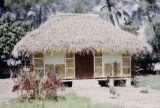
[97, 52, 131, 78]
[33, 53, 66, 78]
[32, 52, 75, 79]
[44, 53, 65, 64]
[40, 52, 75, 79]
[32, 52, 131, 80]
[102, 53, 123, 77]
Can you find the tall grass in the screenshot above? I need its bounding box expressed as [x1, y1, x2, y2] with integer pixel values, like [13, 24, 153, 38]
[137, 75, 160, 90]
[0, 93, 122, 108]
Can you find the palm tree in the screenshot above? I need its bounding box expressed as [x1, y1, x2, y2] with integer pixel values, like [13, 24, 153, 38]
[94, 0, 136, 26]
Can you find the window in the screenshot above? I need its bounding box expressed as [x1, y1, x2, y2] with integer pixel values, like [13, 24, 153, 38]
[45, 64, 55, 73]
[94, 52, 102, 77]
[45, 64, 65, 78]
[104, 63, 112, 76]
[57, 64, 65, 77]
[113, 62, 121, 76]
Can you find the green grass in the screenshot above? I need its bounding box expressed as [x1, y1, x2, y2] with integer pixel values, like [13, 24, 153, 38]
[0, 93, 122, 108]
[137, 75, 160, 90]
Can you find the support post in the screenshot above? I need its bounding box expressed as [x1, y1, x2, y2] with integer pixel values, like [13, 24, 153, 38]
[125, 78, 131, 87]
[109, 79, 114, 86]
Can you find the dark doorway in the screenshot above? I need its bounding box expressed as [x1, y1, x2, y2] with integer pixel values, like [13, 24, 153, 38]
[75, 52, 94, 79]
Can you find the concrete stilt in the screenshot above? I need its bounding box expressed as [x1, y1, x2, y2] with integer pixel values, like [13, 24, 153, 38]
[125, 78, 131, 87]
[109, 79, 114, 86]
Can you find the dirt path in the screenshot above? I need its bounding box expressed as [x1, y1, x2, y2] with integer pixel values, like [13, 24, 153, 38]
[0, 79, 16, 104]
[66, 79, 160, 108]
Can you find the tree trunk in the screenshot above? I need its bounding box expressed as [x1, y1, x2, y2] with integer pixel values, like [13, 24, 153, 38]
[106, 0, 112, 12]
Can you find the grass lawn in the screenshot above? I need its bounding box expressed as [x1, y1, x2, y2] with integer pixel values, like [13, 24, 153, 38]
[0, 93, 122, 108]
[137, 75, 160, 90]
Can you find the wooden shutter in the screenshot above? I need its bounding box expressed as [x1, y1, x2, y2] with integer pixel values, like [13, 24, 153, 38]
[122, 53, 131, 75]
[94, 52, 102, 77]
[34, 53, 44, 74]
[66, 52, 75, 78]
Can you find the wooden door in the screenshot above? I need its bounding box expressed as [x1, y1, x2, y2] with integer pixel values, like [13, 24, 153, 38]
[75, 53, 94, 79]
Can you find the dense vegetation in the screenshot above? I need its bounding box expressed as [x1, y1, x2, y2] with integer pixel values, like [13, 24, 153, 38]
[0, 12, 31, 60]
[0, 0, 160, 74]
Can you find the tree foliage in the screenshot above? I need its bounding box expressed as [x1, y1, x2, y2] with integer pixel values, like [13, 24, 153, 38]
[0, 12, 31, 60]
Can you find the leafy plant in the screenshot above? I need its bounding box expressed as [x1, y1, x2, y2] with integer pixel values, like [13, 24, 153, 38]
[109, 86, 116, 95]
[109, 86, 120, 97]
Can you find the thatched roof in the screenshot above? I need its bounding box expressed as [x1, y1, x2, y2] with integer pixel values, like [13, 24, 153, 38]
[12, 13, 151, 57]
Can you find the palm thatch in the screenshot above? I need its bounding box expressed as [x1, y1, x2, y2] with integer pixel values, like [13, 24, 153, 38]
[12, 13, 151, 57]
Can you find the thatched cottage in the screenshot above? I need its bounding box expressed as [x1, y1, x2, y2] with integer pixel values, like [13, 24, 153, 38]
[12, 13, 151, 86]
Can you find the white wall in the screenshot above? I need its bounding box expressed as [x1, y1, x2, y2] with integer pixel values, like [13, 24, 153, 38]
[102, 53, 122, 63]
[44, 52, 65, 64]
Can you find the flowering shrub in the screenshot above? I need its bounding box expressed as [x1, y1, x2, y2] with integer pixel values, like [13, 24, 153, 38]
[41, 72, 64, 100]
[12, 70, 64, 101]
